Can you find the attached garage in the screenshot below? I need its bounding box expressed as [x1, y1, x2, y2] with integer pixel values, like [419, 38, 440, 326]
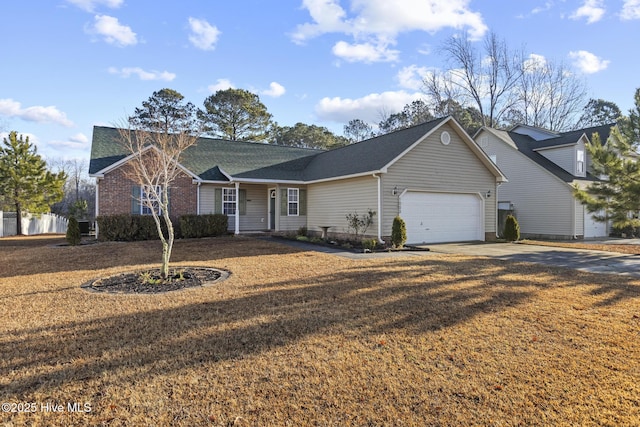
[584, 210, 607, 238]
[400, 192, 484, 244]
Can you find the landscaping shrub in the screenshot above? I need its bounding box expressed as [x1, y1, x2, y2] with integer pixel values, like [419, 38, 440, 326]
[361, 238, 377, 252]
[297, 226, 308, 237]
[96, 214, 176, 241]
[345, 209, 376, 237]
[179, 214, 228, 238]
[504, 214, 520, 242]
[66, 217, 81, 246]
[391, 216, 407, 248]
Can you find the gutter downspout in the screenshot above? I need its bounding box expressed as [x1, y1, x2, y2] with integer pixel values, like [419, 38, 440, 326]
[95, 178, 100, 240]
[373, 173, 384, 244]
[234, 182, 240, 235]
[196, 182, 201, 215]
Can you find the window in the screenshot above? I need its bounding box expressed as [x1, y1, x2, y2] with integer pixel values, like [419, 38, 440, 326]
[141, 185, 161, 215]
[223, 188, 236, 215]
[288, 188, 299, 216]
[577, 149, 585, 174]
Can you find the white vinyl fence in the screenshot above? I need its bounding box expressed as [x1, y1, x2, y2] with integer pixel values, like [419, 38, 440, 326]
[0, 211, 68, 237]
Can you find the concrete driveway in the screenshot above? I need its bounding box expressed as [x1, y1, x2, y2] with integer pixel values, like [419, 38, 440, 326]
[427, 242, 640, 277]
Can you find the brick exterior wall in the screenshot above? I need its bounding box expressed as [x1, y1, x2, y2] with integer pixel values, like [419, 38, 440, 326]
[97, 164, 198, 218]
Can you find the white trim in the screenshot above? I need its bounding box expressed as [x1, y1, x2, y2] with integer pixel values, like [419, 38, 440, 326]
[234, 182, 240, 235]
[532, 143, 577, 151]
[382, 117, 507, 183]
[287, 188, 300, 216]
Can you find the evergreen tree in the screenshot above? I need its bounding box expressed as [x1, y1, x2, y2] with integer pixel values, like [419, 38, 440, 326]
[200, 88, 273, 141]
[66, 216, 81, 246]
[573, 128, 640, 232]
[503, 214, 520, 241]
[0, 132, 66, 235]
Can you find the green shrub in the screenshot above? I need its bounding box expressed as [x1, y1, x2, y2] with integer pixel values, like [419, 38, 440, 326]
[96, 214, 177, 241]
[391, 216, 407, 248]
[297, 226, 308, 237]
[66, 217, 81, 246]
[361, 238, 377, 252]
[179, 214, 228, 238]
[503, 214, 520, 242]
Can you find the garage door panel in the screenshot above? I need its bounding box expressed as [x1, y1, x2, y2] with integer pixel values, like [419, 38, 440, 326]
[401, 192, 483, 244]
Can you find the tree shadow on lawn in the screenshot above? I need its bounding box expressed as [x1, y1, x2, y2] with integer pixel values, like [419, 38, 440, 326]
[2, 256, 638, 399]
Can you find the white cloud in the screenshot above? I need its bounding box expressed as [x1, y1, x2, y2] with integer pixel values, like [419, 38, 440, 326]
[569, 50, 610, 73]
[315, 90, 423, 124]
[292, 0, 487, 63]
[108, 67, 176, 81]
[49, 133, 90, 150]
[188, 17, 221, 51]
[207, 79, 235, 93]
[0, 99, 74, 127]
[261, 82, 286, 98]
[396, 65, 431, 90]
[523, 53, 548, 71]
[332, 40, 399, 63]
[621, 0, 640, 19]
[88, 15, 137, 46]
[66, 0, 123, 12]
[570, 0, 606, 23]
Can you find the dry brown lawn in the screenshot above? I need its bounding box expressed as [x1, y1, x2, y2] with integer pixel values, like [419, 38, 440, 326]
[1, 235, 639, 426]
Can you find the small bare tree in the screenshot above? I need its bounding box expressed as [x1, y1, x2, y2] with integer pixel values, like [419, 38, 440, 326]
[120, 89, 200, 279]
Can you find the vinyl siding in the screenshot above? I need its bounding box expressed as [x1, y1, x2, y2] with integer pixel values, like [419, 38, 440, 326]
[199, 184, 269, 231]
[382, 123, 497, 237]
[307, 176, 378, 236]
[278, 186, 307, 231]
[479, 130, 576, 238]
[536, 145, 576, 176]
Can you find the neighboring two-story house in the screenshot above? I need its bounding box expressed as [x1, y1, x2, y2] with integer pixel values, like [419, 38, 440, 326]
[474, 123, 615, 239]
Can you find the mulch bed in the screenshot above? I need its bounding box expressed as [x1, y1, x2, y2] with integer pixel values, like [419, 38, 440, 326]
[82, 267, 230, 294]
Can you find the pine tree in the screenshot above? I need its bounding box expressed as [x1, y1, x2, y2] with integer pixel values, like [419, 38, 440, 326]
[0, 132, 66, 235]
[573, 127, 640, 233]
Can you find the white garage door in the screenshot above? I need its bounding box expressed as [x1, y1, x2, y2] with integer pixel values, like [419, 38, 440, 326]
[400, 192, 483, 244]
[584, 210, 607, 238]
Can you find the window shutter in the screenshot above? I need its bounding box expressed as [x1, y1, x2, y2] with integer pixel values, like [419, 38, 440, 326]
[214, 188, 222, 214]
[299, 189, 307, 216]
[131, 186, 141, 215]
[239, 189, 247, 215]
[281, 189, 288, 216]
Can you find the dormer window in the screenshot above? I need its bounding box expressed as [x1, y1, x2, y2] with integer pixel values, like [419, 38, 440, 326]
[577, 149, 585, 174]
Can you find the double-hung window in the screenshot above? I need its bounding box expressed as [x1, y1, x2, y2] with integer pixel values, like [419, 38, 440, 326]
[141, 185, 162, 215]
[577, 149, 585, 174]
[223, 188, 237, 216]
[288, 188, 299, 216]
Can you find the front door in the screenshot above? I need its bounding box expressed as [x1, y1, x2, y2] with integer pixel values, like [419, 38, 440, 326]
[269, 188, 276, 230]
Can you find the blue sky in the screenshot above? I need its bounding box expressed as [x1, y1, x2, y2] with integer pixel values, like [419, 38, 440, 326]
[1, 0, 639, 161]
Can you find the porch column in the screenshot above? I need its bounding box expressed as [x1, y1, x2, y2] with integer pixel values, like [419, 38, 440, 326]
[234, 182, 240, 235]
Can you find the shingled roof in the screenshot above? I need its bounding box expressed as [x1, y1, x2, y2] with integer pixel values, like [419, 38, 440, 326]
[89, 126, 323, 181]
[498, 123, 617, 183]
